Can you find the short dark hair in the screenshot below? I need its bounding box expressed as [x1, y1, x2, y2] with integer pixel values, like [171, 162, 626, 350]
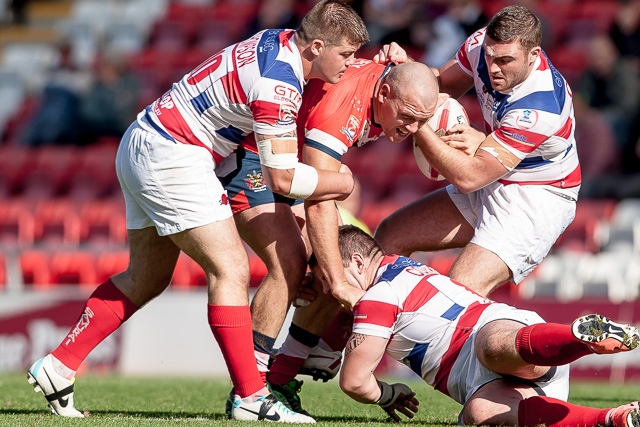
[309, 225, 384, 268]
[486, 5, 542, 52]
[296, 0, 369, 47]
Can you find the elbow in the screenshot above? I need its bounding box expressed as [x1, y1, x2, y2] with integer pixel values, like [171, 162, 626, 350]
[339, 375, 360, 399]
[264, 170, 291, 196]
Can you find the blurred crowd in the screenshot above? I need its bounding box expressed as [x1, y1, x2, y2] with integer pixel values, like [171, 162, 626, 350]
[3, 0, 640, 199]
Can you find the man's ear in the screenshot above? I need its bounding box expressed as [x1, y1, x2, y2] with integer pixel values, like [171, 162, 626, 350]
[310, 39, 324, 57]
[352, 253, 366, 274]
[528, 46, 541, 66]
[378, 83, 390, 103]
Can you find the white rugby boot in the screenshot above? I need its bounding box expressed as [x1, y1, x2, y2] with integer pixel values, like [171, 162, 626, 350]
[27, 354, 83, 418]
[231, 393, 316, 423]
[571, 314, 640, 354]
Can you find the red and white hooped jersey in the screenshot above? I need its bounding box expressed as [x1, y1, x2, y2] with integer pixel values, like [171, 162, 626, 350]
[352, 255, 503, 398]
[456, 28, 580, 198]
[141, 29, 304, 167]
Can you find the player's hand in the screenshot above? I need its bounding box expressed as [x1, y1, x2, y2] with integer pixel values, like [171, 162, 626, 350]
[441, 124, 485, 156]
[328, 281, 364, 312]
[372, 42, 411, 64]
[378, 382, 419, 422]
[293, 272, 318, 307]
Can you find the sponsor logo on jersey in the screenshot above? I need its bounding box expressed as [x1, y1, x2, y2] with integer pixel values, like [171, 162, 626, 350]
[220, 193, 230, 205]
[244, 170, 267, 191]
[274, 85, 301, 104]
[340, 115, 360, 144]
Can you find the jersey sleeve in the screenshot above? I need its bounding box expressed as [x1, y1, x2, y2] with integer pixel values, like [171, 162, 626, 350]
[455, 28, 486, 77]
[303, 88, 364, 161]
[248, 69, 302, 136]
[352, 282, 400, 339]
[492, 107, 564, 163]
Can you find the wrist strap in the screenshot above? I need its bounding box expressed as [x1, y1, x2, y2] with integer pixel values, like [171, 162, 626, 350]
[375, 380, 395, 406]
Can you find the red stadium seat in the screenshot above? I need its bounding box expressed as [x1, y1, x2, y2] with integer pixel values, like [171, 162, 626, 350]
[20, 249, 51, 288]
[68, 144, 120, 200]
[553, 198, 617, 253]
[359, 200, 403, 233]
[0, 253, 5, 289]
[171, 253, 198, 289]
[34, 199, 81, 246]
[79, 200, 127, 245]
[248, 250, 267, 288]
[0, 198, 35, 246]
[0, 146, 34, 197]
[49, 250, 97, 287]
[22, 146, 82, 199]
[95, 249, 129, 284]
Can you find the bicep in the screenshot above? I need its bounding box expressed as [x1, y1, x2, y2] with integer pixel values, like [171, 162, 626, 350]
[302, 144, 342, 172]
[342, 333, 388, 381]
[438, 59, 474, 99]
[476, 134, 521, 175]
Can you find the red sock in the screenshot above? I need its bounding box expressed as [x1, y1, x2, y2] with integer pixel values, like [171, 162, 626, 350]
[518, 396, 608, 427]
[516, 323, 593, 366]
[208, 305, 264, 398]
[321, 310, 354, 351]
[52, 279, 138, 370]
[268, 353, 306, 385]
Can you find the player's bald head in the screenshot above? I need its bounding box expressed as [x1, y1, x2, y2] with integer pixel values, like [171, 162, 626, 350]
[385, 62, 439, 111]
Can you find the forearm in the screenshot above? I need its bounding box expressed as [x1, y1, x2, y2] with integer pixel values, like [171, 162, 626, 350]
[305, 200, 346, 288]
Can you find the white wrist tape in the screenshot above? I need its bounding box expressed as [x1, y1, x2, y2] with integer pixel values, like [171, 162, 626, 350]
[287, 162, 319, 199]
[257, 137, 299, 169]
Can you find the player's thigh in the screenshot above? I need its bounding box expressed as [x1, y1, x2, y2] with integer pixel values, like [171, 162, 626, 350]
[462, 379, 539, 426]
[449, 243, 512, 296]
[235, 202, 308, 276]
[170, 217, 250, 289]
[475, 319, 549, 380]
[375, 187, 473, 254]
[113, 226, 181, 306]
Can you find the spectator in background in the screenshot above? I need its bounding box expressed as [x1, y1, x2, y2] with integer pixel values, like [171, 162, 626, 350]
[79, 50, 140, 145]
[20, 41, 91, 147]
[610, 0, 640, 69]
[421, 0, 487, 68]
[362, 0, 420, 46]
[578, 33, 640, 158]
[573, 93, 622, 199]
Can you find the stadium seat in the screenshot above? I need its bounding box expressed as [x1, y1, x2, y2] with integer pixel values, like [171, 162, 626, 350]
[68, 144, 120, 200]
[0, 145, 34, 197]
[171, 252, 197, 289]
[79, 200, 127, 246]
[248, 250, 267, 288]
[359, 200, 402, 233]
[0, 199, 35, 246]
[577, 250, 633, 303]
[0, 253, 5, 289]
[22, 146, 82, 199]
[34, 199, 82, 246]
[19, 249, 52, 288]
[553, 198, 616, 253]
[95, 249, 129, 284]
[49, 250, 98, 287]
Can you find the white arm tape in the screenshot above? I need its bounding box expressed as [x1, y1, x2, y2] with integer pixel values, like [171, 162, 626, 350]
[288, 162, 319, 199]
[256, 137, 299, 169]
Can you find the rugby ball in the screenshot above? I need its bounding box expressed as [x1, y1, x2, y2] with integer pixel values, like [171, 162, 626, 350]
[413, 97, 470, 181]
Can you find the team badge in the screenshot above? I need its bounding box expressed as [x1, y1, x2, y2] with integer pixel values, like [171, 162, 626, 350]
[276, 102, 296, 126]
[244, 170, 267, 192]
[515, 109, 538, 129]
[340, 115, 360, 145]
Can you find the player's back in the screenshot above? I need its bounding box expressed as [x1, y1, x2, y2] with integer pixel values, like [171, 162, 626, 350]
[143, 29, 304, 162]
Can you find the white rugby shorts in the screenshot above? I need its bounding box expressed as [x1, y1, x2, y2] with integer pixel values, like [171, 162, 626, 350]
[115, 113, 233, 236]
[447, 181, 577, 284]
[448, 304, 570, 407]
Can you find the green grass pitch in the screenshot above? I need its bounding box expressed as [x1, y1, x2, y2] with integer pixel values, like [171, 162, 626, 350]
[1, 372, 639, 426]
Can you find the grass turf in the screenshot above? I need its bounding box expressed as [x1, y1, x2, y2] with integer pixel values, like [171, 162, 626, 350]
[1, 372, 639, 426]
